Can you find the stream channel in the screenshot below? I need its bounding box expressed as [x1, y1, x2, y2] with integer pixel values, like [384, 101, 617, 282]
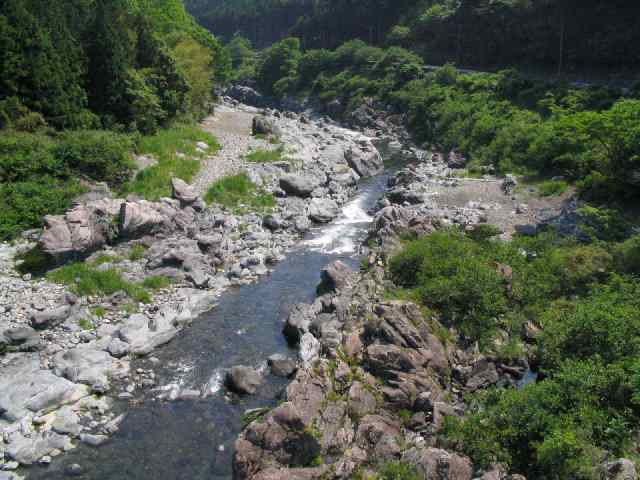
[27, 167, 394, 480]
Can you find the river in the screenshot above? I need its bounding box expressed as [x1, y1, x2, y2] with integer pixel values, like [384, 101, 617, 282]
[26, 170, 391, 480]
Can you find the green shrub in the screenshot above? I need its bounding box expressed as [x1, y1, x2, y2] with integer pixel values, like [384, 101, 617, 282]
[205, 173, 275, 213]
[449, 359, 631, 479]
[141, 275, 172, 290]
[244, 146, 285, 163]
[0, 132, 61, 183]
[538, 179, 569, 197]
[577, 205, 631, 242]
[129, 244, 148, 261]
[376, 461, 420, 480]
[614, 235, 640, 275]
[390, 231, 508, 342]
[53, 130, 135, 185]
[539, 277, 640, 369]
[0, 179, 86, 241]
[47, 263, 151, 304]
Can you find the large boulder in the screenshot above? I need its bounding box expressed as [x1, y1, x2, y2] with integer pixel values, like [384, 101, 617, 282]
[252, 115, 281, 137]
[1, 326, 41, 352]
[119, 201, 165, 237]
[602, 458, 638, 480]
[30, 305, 70, 330]
[171, 178, 199, 206]
[404, 447, 473, 480]
[279, 174, 322, 198]
[318, 261, 356, 293]
[53, 344, 129, 392]
[345, 143, 383, 178]
[233, 402, 321, 479]
[39, 199, 120, 258]
[283, 303, 320, 344]
[226, 366, 262, 395]
[5, 430, 72, 465]
[268, 354, 298, 378]
[117, 310, 180, 356]
[227, 85, 267, 107]
[308, 198, 339, 223]
[0, 353, 90, 422]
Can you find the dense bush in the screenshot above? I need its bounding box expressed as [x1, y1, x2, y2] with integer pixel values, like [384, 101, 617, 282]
[447, 358, 633, 479]
[392, 229, 640, 478]
[390, 231, 508, 342]
[256, 37, 302, 97]
[0, 130, 135, 239]
[53, 130, 135, 186]
[0, 178, 85, 241]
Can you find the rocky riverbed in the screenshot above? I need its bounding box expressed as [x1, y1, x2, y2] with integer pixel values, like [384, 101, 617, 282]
[0, 98, 388, 477]
[1, 89, 594, 480]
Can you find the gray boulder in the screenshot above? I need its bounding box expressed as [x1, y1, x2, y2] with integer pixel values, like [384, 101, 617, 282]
[263, 214, 283, 231]
[602, 459, 638, 480]
[404, 447, 473, 480]
[279, 175, 321, 198]
[39, 199, 120, 258]
[0, 353, 89, 422]
[299, 333, 321, 365]
[226, 366, 262, 395]
[1, 326, 41, 352]
[345, 144, 383, 178]
[53, 345, 129, 391]
[4, 430, 71, 465]
[283, 303, 319, 344]
[117, 311, 180, 356]
[252, 116, 281, 137]
[227, 85, 266, 107]
[119, 201, 165, 237]
[318, 260, 356, 293]
[171, 178, 199, 206]
[268, 354, 297, 378]
[30, 305, 70, 330]
[308, 198, 339, 223]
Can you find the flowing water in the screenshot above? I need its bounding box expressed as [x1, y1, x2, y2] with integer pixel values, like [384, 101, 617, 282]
[27, 172, 391, 480]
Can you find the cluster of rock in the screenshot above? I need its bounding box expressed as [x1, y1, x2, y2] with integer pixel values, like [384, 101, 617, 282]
[233, 256, 488, 479]
[1, 98, 389, 473]
[234, 254, 636, 480]
[230, 115, 637, 480]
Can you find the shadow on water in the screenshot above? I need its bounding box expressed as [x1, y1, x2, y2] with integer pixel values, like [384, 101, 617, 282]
[26, 173, 391, 480]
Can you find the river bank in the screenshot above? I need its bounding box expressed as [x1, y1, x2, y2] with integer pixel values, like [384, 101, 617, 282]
[0, 98, 390, 477]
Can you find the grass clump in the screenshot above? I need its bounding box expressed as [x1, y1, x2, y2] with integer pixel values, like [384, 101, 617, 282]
[47, 263, 151, 304]
[205, 172, 275, 213]
[91, 253, 123, 266]
[128, 244, 148, 261]
[122, 124, 220, 200]
[244, 146, 285, 164]
[240, 408, 270, 428]
[141, 275, 172, 290]
[537, 179, 569, 197]
[78, 318, 94, 331]
[91, 306, 107, 318]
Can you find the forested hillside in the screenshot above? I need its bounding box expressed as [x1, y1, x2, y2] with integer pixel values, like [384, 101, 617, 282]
[0, 0, 229, 131]
[187, 0, 640, 74]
